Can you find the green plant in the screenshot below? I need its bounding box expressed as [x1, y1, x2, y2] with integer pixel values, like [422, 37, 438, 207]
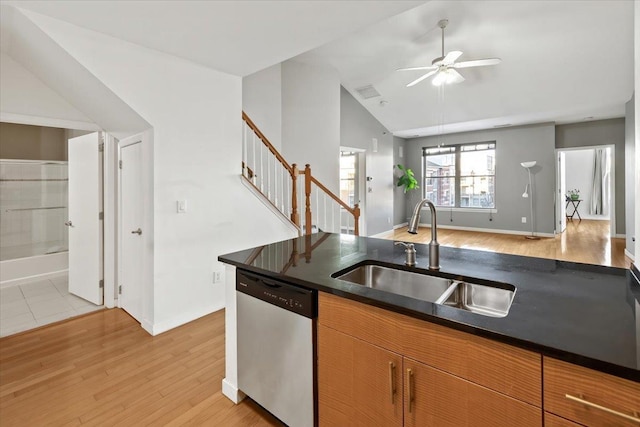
[396, 164, 419, 193]
[567, 188, 580, 199]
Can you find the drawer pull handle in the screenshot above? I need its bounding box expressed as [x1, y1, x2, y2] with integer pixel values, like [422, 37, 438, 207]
[565, 394, 640, 424]
[388, 361, 396, 404]
[407, 368, 414, 413]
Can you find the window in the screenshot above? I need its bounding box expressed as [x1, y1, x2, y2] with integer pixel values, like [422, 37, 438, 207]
[339, 151, 357, 206]
[422, 142, 495, 209]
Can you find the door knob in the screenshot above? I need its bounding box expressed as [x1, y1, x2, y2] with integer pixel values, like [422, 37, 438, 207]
[64, 221, 73, 227]
[131, 228, 142, 235]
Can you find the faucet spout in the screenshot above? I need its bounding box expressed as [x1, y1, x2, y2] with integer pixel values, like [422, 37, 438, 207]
[407, 199, 440, 270]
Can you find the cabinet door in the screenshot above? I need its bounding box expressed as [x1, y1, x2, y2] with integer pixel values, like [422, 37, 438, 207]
[545, 412, 583, 427]
[403, 358, 541, 427]
[318, 325, 403, 427]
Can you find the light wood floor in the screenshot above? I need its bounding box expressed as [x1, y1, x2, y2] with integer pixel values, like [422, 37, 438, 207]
[0, 309, 282, 426]
[379, 220, 631, 269]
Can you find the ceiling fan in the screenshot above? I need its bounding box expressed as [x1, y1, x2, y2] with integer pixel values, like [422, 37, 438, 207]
[398, 19, 501, 87]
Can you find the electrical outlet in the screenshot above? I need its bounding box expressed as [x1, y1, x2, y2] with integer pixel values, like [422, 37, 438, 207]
[521, 217, 527, 223]
[213, 271, 222, 283]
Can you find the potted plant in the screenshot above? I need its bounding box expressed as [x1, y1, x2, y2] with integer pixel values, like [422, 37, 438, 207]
[567, 189, 580, 201]
[396, 164, 419, 193]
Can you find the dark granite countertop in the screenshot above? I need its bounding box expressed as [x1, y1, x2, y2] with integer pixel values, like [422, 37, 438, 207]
[219, 233, 640, 382]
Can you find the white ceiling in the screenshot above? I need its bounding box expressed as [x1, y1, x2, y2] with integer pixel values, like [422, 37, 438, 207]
[296, 0, 635, 137]
[0, 0, 422, 77]
[2, 1, 633, 138]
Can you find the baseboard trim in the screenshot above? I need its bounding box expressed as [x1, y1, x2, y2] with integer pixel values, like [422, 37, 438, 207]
[222, 378, 246, 404]
[624, 248, 635, 261]
[394, 222, 408, 230]
[144, 302, 225, 336]
[614, 234, 626, 239]
[417, 223, 555, 238]
[369, 229, 395, 238]
[0, 269, 68, 289]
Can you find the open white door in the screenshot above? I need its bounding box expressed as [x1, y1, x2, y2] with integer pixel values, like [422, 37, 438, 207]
[556, 151, 567, 233]
[119, 134, 145, 323]
[68, 132, 103, 305]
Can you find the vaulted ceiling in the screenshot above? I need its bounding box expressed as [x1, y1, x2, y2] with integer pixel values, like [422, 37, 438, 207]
[297, 0, 635, 137]
[1, 1, 634, 138]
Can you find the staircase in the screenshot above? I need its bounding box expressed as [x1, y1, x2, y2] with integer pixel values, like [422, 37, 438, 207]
[241, 112, 360, 236]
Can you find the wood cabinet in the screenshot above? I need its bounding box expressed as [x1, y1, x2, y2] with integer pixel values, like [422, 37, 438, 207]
[318, 292, 542, 426]
[318, 325, 402, 426]
[544, 413, 583, 427]
[403, 357, 540, 427]
[544, 357, 640, 427]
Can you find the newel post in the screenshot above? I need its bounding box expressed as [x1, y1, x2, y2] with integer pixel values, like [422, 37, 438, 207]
[353, 203, 361, 236]
[291, 164, 300, 227]
[304, 164, 312, 235]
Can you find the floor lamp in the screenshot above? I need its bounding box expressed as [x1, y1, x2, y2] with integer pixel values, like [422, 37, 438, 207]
[521, 161, 539, 240]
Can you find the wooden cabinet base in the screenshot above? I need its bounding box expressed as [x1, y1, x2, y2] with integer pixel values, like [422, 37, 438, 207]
[404, 358, 541, 427]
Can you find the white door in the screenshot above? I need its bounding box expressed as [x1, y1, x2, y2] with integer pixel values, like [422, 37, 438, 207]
[68, 132, 103, 305]
[119, 135, 144, 323]
[556, 151, 567, 233]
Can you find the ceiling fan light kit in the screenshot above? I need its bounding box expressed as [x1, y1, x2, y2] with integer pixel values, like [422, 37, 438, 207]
[399, 18, 501, 87]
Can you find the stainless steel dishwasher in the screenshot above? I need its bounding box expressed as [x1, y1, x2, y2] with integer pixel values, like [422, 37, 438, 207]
[236, 270, 316, 427]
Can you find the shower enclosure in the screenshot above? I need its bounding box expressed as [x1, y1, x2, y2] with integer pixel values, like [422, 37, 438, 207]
[0, 159, 69, 285]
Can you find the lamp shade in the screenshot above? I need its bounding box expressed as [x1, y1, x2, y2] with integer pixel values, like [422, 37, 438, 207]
[520, 161, 536, 168]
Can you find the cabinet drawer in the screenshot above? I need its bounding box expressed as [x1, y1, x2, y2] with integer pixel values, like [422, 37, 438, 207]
[318, 292, 403, 353]
[401, 314, 541, 407]
[544, 357, 640, 427]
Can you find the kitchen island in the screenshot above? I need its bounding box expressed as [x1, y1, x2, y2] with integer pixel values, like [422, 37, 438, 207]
[220, 232, 639, 426]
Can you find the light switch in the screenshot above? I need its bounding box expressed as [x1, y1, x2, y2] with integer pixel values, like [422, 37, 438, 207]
[177, 200, 187, 213]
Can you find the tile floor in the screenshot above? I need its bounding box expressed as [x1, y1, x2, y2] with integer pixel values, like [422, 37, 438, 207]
[0, 274, 103, 337]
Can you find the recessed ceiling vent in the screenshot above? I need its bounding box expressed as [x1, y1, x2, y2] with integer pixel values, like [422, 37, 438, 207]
[355, 85, 381, 99]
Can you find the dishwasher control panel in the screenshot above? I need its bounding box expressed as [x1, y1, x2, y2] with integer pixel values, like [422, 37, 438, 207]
[237, 271, 317, 318]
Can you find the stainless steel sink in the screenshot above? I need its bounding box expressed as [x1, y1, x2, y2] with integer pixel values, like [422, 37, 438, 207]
[334, 264, 453, 303]
[436, 281, 515, 318]
[333, 262, 516, 317]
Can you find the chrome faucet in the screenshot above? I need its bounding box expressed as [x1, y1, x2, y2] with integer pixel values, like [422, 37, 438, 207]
[394, 241, 416, 266]
[407, 199, 440, 270]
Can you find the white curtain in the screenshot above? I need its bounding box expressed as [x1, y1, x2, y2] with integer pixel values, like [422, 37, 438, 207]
[589, 148, 610, 215]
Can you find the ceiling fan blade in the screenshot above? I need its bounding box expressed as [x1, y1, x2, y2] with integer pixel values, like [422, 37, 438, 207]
[397, 65, 438, 72]
[448, 69, 465, 84]
[406, 69, 438, 87]
[442, 50, 463, 65]
[453, 58, 501, 69]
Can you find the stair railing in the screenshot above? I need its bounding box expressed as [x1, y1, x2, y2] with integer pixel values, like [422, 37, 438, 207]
[241, 112, 359, 236]
[242, 112, 299, 227]
[301, 164, 360, 236]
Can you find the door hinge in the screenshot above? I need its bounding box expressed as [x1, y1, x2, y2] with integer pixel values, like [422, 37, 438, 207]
[99, 280, 104, 289]
[118, 285, 122, 295]
[99, 143, 104, 152]
[119, 160, 123, 169]
[99, 212, 104, 220]
[99, 133, 105, 144]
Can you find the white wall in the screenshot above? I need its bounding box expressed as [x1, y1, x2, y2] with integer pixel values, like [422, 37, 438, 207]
[0, 52, 96, 130]
[26, 11, 297, 334]
[636, 1, 640, 260]
[564, 148, 610, 220]
[281, 60, 341, 193]
[340, 87, 394, 236]
[242, 64, 282, 151]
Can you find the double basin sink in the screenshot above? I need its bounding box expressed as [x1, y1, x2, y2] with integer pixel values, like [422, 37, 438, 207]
[332, 262, 515, 318]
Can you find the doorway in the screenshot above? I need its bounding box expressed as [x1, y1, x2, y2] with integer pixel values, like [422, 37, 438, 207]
[555, 145, 615, 237]
[339, 148, 366, 235]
